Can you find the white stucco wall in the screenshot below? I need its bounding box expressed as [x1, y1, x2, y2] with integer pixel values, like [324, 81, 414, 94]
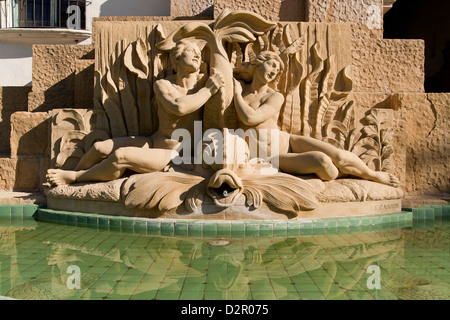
[0, 41, 32, 86]
[0, 0, 170, 86]
[86, 0, 171, 31]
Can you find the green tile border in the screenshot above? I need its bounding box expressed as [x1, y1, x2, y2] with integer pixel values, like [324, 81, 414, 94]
[0, 203, 447, 238]
[0, 203, 40, 219]
[31, 208, 420, 238]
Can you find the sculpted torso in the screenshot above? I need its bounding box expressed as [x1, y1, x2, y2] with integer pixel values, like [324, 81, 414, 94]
[233, 51, 399, 187]
[237, 87, 282, 131]
[46, 40, 224, 186]
[152, 73, 207, 148]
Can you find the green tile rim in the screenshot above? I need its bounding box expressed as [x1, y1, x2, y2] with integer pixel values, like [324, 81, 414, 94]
[0, 203, 448, 239]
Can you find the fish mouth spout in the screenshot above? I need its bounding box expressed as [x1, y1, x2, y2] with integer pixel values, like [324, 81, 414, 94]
[206, 169, 244, 207]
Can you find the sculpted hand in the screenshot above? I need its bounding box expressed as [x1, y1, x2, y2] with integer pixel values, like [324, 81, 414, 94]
[206, 70, 225, 95]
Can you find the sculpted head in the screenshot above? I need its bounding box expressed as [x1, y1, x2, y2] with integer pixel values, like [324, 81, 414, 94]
[170, 39, 203, 73]
[234, 51, 284, 88]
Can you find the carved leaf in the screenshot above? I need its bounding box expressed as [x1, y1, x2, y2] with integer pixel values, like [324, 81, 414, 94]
[218, 26, 257, 43]
[214, 10, 276, 35]
[54, 110, 86, 131]
[269, 24, 285, 55]
[381, 128, 394, 146]
[242, 173, 319, 216]
[156, 22, 214, 52]
[341, 65, 353, 93]
[315, 94, 331, 139]
[381, 145, 394, 160]
[123, 172, 205, 214]
[319, 56, 334, 98]
[281, 34, 306, 57]
[280, 53, 303, 133]
[118, 51, 139, 136]
[230, 42, 243, 68]
[362, 125, 379, 139]
[358, 136, 379, 150]
[337, 101, 355, 130]
[364, 109, 387, 127]
[126, 40, 154, 136]
[325, 120, 349, 141]
[100, 67, 127, 137]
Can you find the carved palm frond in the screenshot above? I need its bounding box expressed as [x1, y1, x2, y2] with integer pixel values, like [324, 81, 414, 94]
[94, 36, 157, 138]
[241, 173, 319, 216]
[123, 172, 205, 214]
[352, 109, 394, 171]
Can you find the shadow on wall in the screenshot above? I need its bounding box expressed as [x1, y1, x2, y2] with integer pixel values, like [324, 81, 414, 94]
[279, 0, 307, 21]
[0, 87, 31, 156]
[99, 0, 170, 17]
[384, 0, 450, 93]
[0, 48, 94, 191]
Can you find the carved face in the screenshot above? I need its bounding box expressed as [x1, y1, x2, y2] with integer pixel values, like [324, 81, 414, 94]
[205, 129, 251, 207]
[256, 58, 282, 84]
[176, 44, 202, 71]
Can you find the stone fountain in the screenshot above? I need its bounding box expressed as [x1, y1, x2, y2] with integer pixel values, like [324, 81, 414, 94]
[42, 8, 409, 221]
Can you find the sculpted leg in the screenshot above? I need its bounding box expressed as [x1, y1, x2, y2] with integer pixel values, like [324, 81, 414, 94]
[75, 139, 115, 171]
[75, 136, 153, 171]
[289, 135, 399, 187]
[279, 151, 339, 181]
[47, 147, 178, 186]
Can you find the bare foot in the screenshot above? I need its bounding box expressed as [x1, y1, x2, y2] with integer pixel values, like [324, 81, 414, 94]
[371, 171, 399, 188]
[46, 169, 78, 186]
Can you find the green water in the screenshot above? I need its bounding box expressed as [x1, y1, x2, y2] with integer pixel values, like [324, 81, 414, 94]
[0, 219, 448, 300]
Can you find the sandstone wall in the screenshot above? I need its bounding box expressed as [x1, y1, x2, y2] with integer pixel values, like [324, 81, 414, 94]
[0, 87, 31, 155]
[30, 45, 95, 112]
[0, 44, 95, 193]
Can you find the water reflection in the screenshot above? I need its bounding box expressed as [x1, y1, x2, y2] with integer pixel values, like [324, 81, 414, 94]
[0, 220, 448, 300]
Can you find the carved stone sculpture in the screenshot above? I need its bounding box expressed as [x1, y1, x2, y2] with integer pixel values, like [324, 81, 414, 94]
[45, 10, 404, 219]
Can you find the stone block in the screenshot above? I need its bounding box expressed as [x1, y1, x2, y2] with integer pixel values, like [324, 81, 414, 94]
[351, 39, 425, 93]
[171, 0, 214, 17]
[15, 157, 40, 191]
[0, 87, 32, 155]
[0, 157, 40, 191]
[307, 0, 383, 27]
[398, 93, 450, 195]
[0, 87, 31, 113]
[214, 0, 306, 22]
[28, 91, 74, 112]
[10, 112, 50, 157]
[170, 0, 192, 17]
[0, 157, 16, 190]
[351, 24, 383, 40]
[32, 44, 94, 93]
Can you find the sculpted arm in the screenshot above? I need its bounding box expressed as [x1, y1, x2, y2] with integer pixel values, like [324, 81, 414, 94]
[154, 73, 224, 116]
[233, 79, 284, 126]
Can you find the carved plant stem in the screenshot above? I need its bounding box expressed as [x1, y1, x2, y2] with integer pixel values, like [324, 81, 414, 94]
[204, 40, 234, 130]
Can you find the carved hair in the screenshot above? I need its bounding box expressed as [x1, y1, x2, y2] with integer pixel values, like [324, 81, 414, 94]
[234, 51, 284, 88]
[170, 39, 202, 73]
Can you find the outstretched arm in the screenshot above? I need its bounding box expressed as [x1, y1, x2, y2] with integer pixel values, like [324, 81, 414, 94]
[233, 79, 284, 126]
[154, 72, 225, 116]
